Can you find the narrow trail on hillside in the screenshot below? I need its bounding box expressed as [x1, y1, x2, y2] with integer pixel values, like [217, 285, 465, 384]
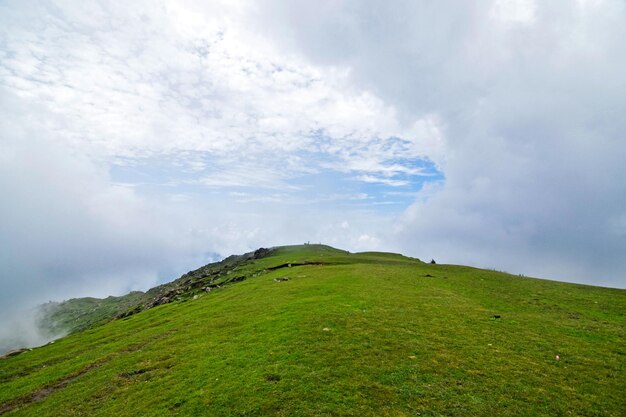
[0, 359, 107, 415]
[0, 330, 176, 415]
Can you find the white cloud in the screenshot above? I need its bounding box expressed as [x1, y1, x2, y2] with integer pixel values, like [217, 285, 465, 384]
[0, 0, 439, 186]
[490, 0, 536, 24]
[355, 175, 409, 187]
[251, 0, 626, 288]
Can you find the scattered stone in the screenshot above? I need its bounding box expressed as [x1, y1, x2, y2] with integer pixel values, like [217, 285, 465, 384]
[0, 348, 31, 359]
[493, 315, 501, 319]
[193, 295, 199, 300]
[265, 373, 281, 383]
[119, 368, 147, 378]
[204, 287, 212, 293]
[322, 327, 330, 331]
[253, 247, 273, 259]
[155, 296, 167, 305]
[273, 277, 289, 282]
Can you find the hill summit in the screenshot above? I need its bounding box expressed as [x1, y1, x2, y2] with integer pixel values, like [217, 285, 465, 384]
[1, 244, 624, 416]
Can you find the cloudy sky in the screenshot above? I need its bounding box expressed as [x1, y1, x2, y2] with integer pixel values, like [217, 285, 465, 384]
[1, 0, 625, 328]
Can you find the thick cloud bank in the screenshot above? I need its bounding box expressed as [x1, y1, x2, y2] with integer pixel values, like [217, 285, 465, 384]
[253, 0, 626, 286]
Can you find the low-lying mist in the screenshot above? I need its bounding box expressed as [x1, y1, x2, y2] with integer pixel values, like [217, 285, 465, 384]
[0, 305, 67, 355]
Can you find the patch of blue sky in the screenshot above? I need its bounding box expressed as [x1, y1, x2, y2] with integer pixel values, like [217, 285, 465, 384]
[109, 151, 444, 212]
[307, 165, 436, 209]
[384, 155, 442, 174]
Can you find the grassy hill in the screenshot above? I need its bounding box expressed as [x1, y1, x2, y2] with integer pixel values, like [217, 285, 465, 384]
[34, 246, 285, 336]
[1, 244, 624, 416]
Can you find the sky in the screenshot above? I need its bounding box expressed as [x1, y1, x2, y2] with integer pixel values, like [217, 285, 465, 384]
[1, 0, 625, 344]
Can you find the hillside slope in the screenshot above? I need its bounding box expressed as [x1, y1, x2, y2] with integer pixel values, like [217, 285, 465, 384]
[34, 246, 289, 336]
[1, 245, 624, 416]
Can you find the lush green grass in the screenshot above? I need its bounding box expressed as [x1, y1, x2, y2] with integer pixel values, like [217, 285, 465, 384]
[33, 245, 353, 336]
[1, 245, 624, 416]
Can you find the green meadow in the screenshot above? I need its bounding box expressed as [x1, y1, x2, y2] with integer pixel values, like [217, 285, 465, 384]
[1, 245, 624, 416]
